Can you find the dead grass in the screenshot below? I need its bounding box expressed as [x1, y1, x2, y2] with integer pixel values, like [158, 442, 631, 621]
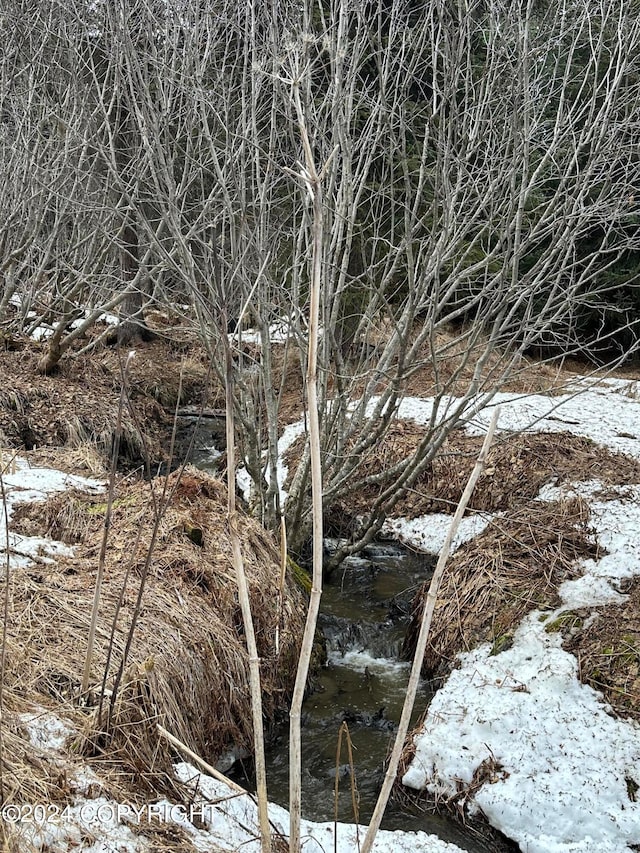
[0, 337, 217, 471]
[560, 578, 640, 721]
[2, 468, 304, 820]
[316, 425, 640, 523]
[403, 497, 600, 678]
[400, 325, 640, 400]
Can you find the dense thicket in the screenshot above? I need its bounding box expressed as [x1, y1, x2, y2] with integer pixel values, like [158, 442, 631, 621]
[1, 0, 640, 554]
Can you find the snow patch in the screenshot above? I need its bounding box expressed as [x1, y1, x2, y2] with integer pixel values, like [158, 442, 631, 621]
[0, 455, 104, 571]
[174, 761, 467, 853]
[403, 613, 640, 853]
[19, 710, 75, 752]
[382, 512, 494, 555]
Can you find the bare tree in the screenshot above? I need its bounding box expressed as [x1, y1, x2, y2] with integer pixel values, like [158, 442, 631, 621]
[6, 0, 639, 537]
[205, 0, 640, 565]
[3, 0, 640, 844]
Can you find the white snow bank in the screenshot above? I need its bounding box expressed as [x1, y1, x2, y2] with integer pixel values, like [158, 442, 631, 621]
[538, 481, 640, 608]
[229, 321, 294, 345]
[367, 383, 640, 460]
[463, 385, 640, 458]
[402, 473, 640, 849]
[19, 709, 76, 752]
[29, 310, 120, 341]
[376, 381, 640, 556]
[382, 512, 494, 556]
[238, 418, 306, 505]
[402, 613, 640, 853]
[174, 761, 466, 853]
[8, 707, 467, 853]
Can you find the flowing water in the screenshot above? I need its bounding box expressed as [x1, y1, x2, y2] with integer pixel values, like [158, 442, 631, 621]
[228, 540, 500, 852]
[189, 435, 507, 851]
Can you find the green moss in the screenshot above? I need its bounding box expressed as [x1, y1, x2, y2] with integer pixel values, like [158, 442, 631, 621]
[626, 777, 639, 802]
[184, 523, 204, 547]
[288, 556, 311, 594]
[489, 634, 514, 656]
[85, 494, 138, 515]
[603, 635, 640, 665]
[544, 611, 584, 634]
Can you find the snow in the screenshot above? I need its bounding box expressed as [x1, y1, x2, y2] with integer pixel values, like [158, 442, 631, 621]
[402, 613, 640, 853]
[382, 511, 494, 555]
[366, 384, 640, 460]
[0, 455, 104, 571]
[19, 709, 76, 752]
[538, 481, 640, 608]
[7, 378, 640, 852]
[229, 321, 294, 345]
[238, 418, 306, 505]
[8, 708, 466, 853]
[173, 761, 466, 853]
[27, 309, 120, 341]
[0, 453, 465, 852]
[400, 379, 640, 853]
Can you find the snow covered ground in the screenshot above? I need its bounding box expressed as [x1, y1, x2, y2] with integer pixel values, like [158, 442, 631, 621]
[397, 382, 640, 852]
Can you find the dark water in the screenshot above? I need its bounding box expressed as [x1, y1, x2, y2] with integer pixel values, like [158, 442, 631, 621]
[228, 540, 501, 852]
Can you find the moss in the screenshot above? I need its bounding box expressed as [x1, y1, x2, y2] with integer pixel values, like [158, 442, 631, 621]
[626, 777, 639, 802]
[489, 634, 514, 656]
[603, 635, 640, 665]
[183, 522, 204, 547]
[544, 611, 584, 634]
[85, 494, 138, 515]
[288, 556, 311, 594]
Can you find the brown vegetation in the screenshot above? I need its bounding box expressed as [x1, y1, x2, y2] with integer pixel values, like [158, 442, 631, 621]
[3, 469, 304, 828]
[403, 497, 600, 678]
[314, 423, 640, 524]
[561, 578, 640, 722]
[0, 332, 214, 470]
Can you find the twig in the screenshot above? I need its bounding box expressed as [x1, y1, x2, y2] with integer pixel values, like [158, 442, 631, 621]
[0, 455, 16, 801]
[156, 724, 247, 795]
[82, 350, 136, 695]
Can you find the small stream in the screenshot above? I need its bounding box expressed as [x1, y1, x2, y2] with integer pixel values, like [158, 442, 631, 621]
[188, 433, 501, 851]
[228, 541, 496, 852]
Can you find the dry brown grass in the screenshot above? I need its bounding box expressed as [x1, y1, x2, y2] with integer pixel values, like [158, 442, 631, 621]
[559, 578, 640, 721]
[2, 468, 304, 826]
[316, 424, 640, 524]
[400, 324, 640, 400]
[0, 337, 217, 469]
[403, 497, 600, 678]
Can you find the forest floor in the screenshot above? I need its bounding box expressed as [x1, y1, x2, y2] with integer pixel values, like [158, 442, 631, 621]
[1, 318, 640, 851]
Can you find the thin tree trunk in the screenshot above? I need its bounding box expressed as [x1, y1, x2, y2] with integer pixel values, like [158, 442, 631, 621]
[288, 82, 326, 853]
[224, 324, 272, 853]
